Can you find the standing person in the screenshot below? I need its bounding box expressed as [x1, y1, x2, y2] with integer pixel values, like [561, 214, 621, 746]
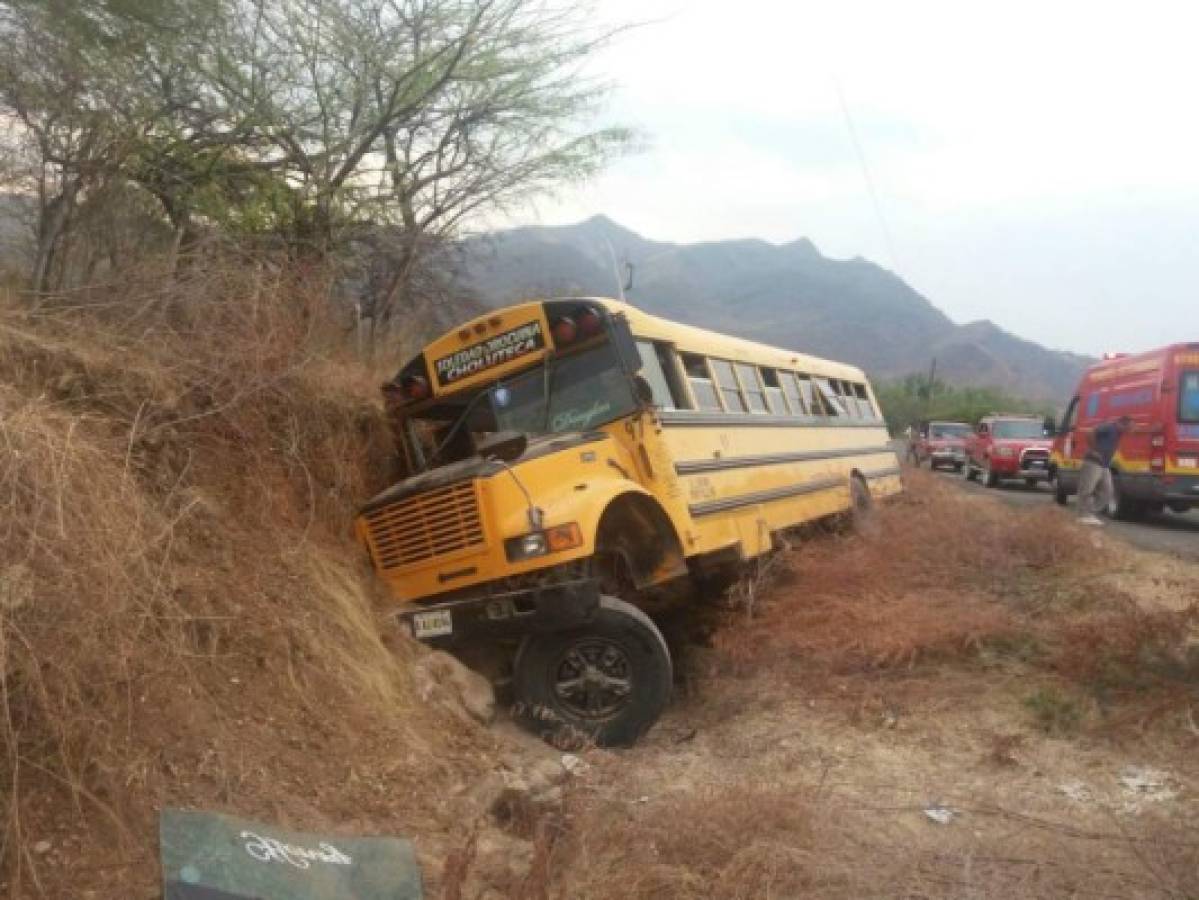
[1076, 415, 1133, 525]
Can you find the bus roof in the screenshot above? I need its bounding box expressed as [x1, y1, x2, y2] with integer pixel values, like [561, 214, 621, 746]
[551, 297, 869, 382]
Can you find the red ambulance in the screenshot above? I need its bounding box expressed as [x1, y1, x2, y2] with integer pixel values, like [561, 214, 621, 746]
[1049, 344, 1199, 518]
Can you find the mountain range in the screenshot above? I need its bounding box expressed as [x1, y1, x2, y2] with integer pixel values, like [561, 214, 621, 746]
[458, 216, 1091, 400]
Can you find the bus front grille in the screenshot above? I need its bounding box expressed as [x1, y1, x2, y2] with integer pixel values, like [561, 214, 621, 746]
[363, 482, 485, 570]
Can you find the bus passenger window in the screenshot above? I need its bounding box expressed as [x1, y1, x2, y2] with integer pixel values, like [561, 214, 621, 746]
[836, 380, 859, 418]
[761, 368, 789, 414]
[681, 353, 721, 411]
[710, 359, 747, 412]
[735, 363, 768, 413]
[778, 371, 806, 415]
[852, 383, 877, 419]
[796, 374, 820, 414]
[635, 340, 680, 409]
[813, 377, 846, 416]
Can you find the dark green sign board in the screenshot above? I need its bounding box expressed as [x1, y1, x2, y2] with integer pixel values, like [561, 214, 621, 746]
[160, 809, 423, 900]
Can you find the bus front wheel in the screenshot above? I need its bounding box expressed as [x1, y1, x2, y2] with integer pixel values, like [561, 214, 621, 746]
[512, 595, 672, 748]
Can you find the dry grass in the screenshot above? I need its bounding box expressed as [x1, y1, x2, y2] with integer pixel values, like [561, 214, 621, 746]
[494, 775, 1199, 900]
[0, 258, 492, 896]
[507, 472, 1199, 899]
[715, 472, 1199, 719]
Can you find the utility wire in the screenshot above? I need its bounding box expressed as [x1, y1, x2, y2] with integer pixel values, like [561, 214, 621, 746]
[834, 77, 901, 273]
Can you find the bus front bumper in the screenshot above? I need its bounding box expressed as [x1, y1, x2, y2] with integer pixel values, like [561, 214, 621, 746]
[396, 577, 601, 647]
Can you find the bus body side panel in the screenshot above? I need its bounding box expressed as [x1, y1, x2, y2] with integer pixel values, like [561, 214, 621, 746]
[656, 412, 899, 560]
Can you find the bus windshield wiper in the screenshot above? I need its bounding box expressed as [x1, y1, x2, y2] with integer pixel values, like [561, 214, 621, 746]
[423, 387, 493, 471]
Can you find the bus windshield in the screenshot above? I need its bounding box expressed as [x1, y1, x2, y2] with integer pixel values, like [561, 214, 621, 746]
[992, 419, 1046, 439]
[1181, 371, 1199, 423]
[410, 343, 637, 467]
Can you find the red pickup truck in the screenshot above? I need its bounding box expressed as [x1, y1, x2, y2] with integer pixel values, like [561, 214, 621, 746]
[963, 413, 1053, 488]
[911, 420, 971, 471]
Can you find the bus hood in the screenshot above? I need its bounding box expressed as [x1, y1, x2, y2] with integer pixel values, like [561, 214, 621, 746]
[358, 431, 610, 514]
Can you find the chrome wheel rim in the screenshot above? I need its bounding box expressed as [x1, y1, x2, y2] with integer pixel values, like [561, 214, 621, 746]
[552, 638, 633, 720]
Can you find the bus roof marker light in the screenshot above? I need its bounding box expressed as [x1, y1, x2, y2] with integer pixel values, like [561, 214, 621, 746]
[576, 307, 603, 337]
[552, 316, 578, 345]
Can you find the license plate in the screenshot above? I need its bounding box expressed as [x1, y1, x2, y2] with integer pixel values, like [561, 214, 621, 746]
[1179, 457, 1197, 469]
[412, 609, 452, 639]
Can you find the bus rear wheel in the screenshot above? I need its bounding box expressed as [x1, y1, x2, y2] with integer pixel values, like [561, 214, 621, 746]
[512, 596, 672, 748]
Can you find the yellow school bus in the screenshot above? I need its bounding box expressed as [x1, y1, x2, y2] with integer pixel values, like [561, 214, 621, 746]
[356, 298, 900, 745]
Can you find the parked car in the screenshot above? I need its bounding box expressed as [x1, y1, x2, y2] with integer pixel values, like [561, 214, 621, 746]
[964, 413, 1053, 487]
[912, 420, 971, 471]
[1049, 344, 1199, 519]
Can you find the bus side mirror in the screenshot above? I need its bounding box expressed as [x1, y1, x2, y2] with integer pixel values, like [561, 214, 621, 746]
[477, 431, 528, 463]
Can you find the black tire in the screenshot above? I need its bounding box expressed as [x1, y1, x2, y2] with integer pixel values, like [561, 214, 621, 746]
[983, 459, 1000, 488]
[512, 595, 672, 748]
[1054, 478, 1069, 506]
[1107, 473, 1145, 521]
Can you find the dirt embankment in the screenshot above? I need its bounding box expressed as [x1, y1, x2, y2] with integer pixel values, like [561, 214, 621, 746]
[0, 263, 506, 898]
[3, 262, 1198, 899]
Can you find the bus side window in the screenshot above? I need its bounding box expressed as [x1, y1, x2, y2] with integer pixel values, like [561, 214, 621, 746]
[761, 368, 789, 414]
[796, 373, 821, 414]
[778, 371, 806, 415]
[1084, 393, 1100, 420]
[681, 353, 721, 411]
[710, 359, 747, 413]
[834, 380, 858, 418]
[735, 363, 768, 413]
[813, 377, 845, 416]
[853, 383, 876, 419]
[635, 340, 681, 409]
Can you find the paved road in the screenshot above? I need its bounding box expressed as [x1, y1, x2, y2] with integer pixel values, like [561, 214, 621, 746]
[923, 462, 1199, 560]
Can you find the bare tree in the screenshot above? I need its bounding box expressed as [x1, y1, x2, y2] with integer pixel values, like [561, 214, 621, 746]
[206, 0, 631, 339]
[1, 0, 632, 327]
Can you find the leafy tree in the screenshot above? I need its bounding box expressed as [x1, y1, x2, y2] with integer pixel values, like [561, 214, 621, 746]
[875, 374, 1057, 435]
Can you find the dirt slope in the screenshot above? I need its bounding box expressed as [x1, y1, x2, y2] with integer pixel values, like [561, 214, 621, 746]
[0, 264, 504, 898]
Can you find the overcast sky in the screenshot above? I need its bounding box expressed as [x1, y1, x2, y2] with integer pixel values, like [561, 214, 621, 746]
[501, 0, 1199, 357]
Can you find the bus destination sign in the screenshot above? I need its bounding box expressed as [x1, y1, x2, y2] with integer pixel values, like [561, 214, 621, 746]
[433, 321, 545, 386]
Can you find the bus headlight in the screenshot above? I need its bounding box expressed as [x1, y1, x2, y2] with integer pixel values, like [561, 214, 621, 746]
[504, 523, 583, 561]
